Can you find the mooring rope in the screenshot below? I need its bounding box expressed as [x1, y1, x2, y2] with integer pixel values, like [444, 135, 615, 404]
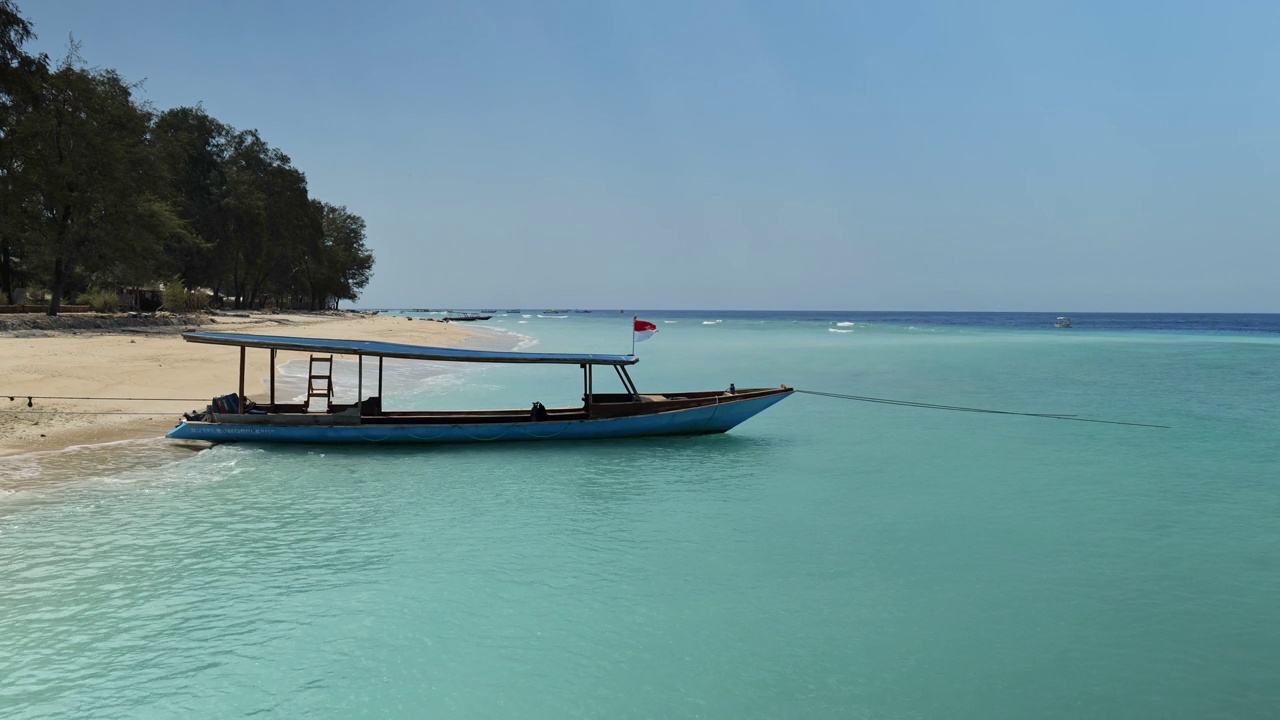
[0, 392, 1168, 428]
[0, 410, 175, 416]
[794, 389, 1169, 429]
[4, 394, 206, 402]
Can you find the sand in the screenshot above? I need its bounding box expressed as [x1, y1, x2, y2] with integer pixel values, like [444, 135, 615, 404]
[0, 313, 486, 457]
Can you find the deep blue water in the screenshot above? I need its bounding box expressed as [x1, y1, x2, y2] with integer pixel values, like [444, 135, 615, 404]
[567, 310, 1280, 335]
[387, 309, 1280, 335]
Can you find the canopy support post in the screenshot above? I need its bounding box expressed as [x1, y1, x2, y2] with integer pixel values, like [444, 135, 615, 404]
[620, 366, 639, 397]
[614, 365, 638, 399]
[378, 356, 384, 400]
[238, 346, 246, 413]
[269, 348, 276, 413]
[357, 354, 363, 409]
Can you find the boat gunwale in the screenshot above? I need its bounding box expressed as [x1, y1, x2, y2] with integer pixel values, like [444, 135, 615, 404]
[179, 387, 794, 429]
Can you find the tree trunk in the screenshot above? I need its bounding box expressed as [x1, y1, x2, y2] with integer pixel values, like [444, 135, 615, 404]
[232, 263, 243, 309]
[0, 240, 12, 304]
[47, 256, 64, 316]
[248, 276, 265, 311]
[48, 206, 74, 316]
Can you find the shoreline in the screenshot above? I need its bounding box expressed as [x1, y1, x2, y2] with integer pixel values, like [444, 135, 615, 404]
[0, 312, 492, 458]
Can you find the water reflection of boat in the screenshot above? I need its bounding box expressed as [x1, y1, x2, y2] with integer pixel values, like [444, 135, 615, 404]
[1054, 316, 1073, 328]
[166, 332, 794, 445]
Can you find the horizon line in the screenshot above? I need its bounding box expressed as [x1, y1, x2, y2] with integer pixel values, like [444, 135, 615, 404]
[355, 307, 1280, 316]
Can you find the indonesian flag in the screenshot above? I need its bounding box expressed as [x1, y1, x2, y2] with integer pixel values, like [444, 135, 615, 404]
[634, 317, 658, 343]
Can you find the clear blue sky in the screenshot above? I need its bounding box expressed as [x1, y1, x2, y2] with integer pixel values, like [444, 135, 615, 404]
[23, 0, 1280, 311]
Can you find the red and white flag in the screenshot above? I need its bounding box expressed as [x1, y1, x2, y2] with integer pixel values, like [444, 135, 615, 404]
[633, 317, 658, 343]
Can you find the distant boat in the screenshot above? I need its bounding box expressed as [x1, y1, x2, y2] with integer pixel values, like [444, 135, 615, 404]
[166, 332, 793, 445]
[480, 309, 498, 313]
[1054, 316, 1073, 328]
[574, 309, 592, 314]
[444, 312, 492, 322]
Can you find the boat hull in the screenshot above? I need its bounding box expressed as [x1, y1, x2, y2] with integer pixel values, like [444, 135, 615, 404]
[166, 390, 791, 445]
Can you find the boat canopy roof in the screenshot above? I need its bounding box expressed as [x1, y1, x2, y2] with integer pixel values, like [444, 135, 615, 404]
[181, 332, 639, 365]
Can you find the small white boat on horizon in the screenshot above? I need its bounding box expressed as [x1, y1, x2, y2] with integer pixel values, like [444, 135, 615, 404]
[1054, 316, 1073, 328]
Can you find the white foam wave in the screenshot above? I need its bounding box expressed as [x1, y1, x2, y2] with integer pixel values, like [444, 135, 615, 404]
[401, 369, 472, 398]
[0, 438, 202, 500]
[537, 315, 568, 319]
[511, 333, 540, 352]
[836, 321, 855, 327]
[828, 328, 853, 334]
[702, 320, 722, 325]
[467, 325, 537, 352]
[663, 320, 678, 324]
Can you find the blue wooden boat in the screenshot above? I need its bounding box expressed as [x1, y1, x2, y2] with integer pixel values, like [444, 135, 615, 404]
[166, 332, 792, 445]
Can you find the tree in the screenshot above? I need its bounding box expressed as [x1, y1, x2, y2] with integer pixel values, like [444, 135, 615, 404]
[0, 2, 373, 313]
[18, 50, 187, 314]
[0, 0, 47, 303]
[151, 105, 231, 291]
[216, 130, 332, 310]
[249, 150, 318, 308]
[317, 202, 373, 309]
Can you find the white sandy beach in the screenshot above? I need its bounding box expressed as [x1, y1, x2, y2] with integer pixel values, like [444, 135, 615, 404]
[0, 313, 485, 457]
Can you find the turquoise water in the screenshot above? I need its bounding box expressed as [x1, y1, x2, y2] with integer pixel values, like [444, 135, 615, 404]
[2, 314, 1279, 718]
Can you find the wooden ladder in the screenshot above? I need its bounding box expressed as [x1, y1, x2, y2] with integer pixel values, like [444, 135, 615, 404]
[306, 355, 334, 411]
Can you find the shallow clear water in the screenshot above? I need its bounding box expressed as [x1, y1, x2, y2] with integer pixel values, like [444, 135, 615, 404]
[2, 313, 1279, 718]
